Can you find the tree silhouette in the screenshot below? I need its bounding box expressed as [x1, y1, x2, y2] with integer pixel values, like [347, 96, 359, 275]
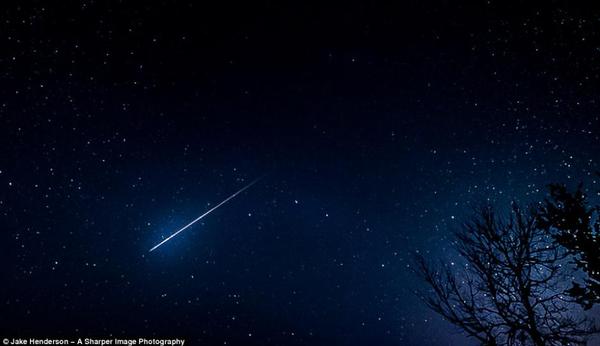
[537, 183, 600, 310]
[416, 204, 596, 345]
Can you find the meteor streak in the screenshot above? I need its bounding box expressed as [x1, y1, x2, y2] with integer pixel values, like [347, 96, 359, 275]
[149, 177, 262, 252]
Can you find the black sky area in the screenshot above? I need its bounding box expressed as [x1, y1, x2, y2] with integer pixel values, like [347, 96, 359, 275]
[3, 1, 600, 345]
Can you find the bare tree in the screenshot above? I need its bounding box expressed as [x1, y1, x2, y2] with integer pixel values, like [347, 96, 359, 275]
[415, 204, 596, 345]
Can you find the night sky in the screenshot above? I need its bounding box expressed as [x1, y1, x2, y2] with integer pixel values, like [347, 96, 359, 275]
[3, 1, 600, 345]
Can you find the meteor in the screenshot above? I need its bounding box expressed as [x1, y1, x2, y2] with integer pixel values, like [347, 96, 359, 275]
[149, 177, 262, 252]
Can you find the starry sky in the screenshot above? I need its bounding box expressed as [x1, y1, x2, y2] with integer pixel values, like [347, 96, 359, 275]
[2, 1, 600, 345]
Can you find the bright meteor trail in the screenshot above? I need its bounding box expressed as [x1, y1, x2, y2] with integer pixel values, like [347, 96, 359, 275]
[149, 178, 262, 252]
